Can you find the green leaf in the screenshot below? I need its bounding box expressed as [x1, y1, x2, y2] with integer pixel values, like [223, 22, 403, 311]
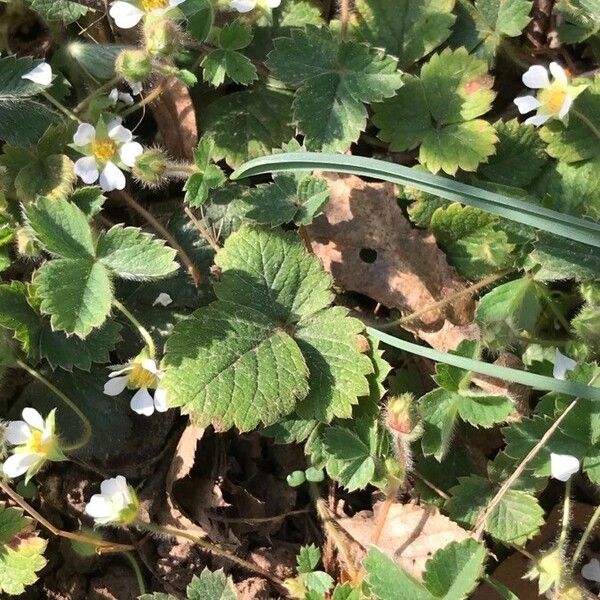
[422, 539, 486, 600]
[479, 119, 546, 187]
[202, 49, 257, 87]
[187, 568, 238, 600]
[297, 544, 321, 573]
[303, 570, 335, 595]
[446, 475, 544, 545]
[26, 196, 95, 259]
[163, 301, 309, 431]
[218, 19, 253, 50]
[352, 0, 455, 68]
[530, 235, 600, 281]
[267, 25, 402, 152]
[557, 0, 600, 43]
[540, 77, 600, 162]
[69, 186, 106, 218]
[472, 0, 532, 54]
[203, 87, 294, 168]
[68, 43, 130, 80]
[475, 277, 543, 332]
[364, 548, 432, 600]
[184, 138, 227, 207]
[181, 0, 214, 42]
[34, 258, 113, 338]
[0, 504, 47, 596]
[25, 0, 88, 23]
[214, 226, 334, 323]
[96, 225, 178, 279]
[14, 154, 75, 202]
[373, 49, 497, 174]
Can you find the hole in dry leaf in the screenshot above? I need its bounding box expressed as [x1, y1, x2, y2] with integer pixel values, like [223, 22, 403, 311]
[359, 248, 378, 263]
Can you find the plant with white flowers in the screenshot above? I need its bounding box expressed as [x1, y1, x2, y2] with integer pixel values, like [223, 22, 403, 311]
[71, 117, 143, 192]
[85, 475, 140, 526]
[109, 0, 186, 29]
[104, 356, 168, 416]
[3, 408, 65, 481]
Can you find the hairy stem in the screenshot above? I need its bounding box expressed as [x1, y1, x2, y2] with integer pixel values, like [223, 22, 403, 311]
[16, 359, 92, 452]
[73, 76, 120, 114]
[184, 207, 221, 253]
[572, 503, 600, 567]
[572, 108, 600, 141]
[112, 299, 156, 358]
[339, 0, 350, 39]
[114, 189, 201, 286]
[121, 81, 166, 117]
[123, 551, 146, 596]
[42, 91, 81, 122]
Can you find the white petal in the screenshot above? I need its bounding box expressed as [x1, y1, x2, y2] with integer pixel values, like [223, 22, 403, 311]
[154, 388, 169, 412]
[130, 388, 155, 416]
[524, 113, 551, 126]
[152, 292, 173, 307]
[582, 559, 600, 582]
[103, 375, 129, 396]
[129, 81, 143, 95]
[100, 476, 122, 498]
[119, 141, 143, 167]
[109, 88, 119, 105]
[514, 95, 541, 114]
[74, 156, 100, 184]
[118, 92, 134, 105]
[141, 359, 159, 374]
[5, 421, 31, 445]
[522, 65, 550, 89]
[230, 0, 256, 12]
[114, 475, 130, 497]
[267, 0, 281, 6]
[553, 349, 577, 380]
[22, 62, 53, 86]
[73, 123, 96, 146]
[550, 452, 580, 481]
[99, 161, 126, 192]
[108, 363, 133, 377]
[107, 121, 133, 143]
[109, 1, 144, 28]
[549, 62, 568, 85]
[169, 0, 186, 5]
[85, 494, 115, 518]
[3, 453, 38, 478]
[558, 94, 573, 119]
[22, 408, 45, 431]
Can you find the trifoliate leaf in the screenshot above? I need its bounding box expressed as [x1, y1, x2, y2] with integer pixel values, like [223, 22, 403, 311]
[267, 25, 402, 152]
[214, 226, 334, 323]
[364, 548, 432, 600]
[422, 539, 486, 600]
[0, 504, 47, 596]
[242, 174, 329, 226]
[530, 234, 600, 281]
[34, 258, 113, 338]
[96, 226, 178, 279]
[203, 87, 294, 168]
[471, 0, 532, 54]
[479, 119, 546, 187]
[540, 78, 600, 162]
[430, 203, 514, 279]
[352, 0, 455, 68]
[475, 277, 543, 332]
[557, 0, 600, 43]
[186, 568, 238, 600]
[26, 196, 94, 259]
[163, 301, 309, 431]
[373, 49, 497, 174]
[446, 475, 544, 544]
[25, 0, 88, 23]
[184, 138, 226, 207]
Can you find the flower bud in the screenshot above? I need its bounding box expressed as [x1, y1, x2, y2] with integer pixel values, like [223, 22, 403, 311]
[132, 149, 168, 187]
[143, 15, 180, 57]
[115, 49, 152, 83]
[386, 393, 418, 435]
[524, 546, 563, 595]
[580, 281, 600, 306]
[15, 227, 40, 258]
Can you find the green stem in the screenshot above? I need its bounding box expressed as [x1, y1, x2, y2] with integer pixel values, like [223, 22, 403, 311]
[120, 81, 166, 117]
[73, 76, 120, 115]
[41, 91, 80, 122]
[571, 108, 600, 141]
[122, 552, 146, 596]
[134, 520, 286, 590]
[572, 503, 600, 567]
[16, 359, 92, 452]
[558, 478, 572, 550]
[112, 299, 156, 358]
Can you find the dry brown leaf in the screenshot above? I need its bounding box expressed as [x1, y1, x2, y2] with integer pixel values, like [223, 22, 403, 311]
[306, 173, 479, 352]
[336, 501, 470, 580]
[150, 78, 198, 160]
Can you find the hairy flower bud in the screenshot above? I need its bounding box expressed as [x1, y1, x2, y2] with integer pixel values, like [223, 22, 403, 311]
[524, 546, 563, 595]
[115, 50, 152, 83]
[143, 15, 181, 57]
[15, 227, 40, 258]
[386, 393, 419, 435]
[132, 149, 168, 187]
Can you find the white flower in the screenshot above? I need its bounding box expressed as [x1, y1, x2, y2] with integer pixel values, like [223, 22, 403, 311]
[3, 408, 64, 481]
[104, 358, 168, 416]
[21, 61, 53, 86]
[550, 452, 580, 482]
[72, 118, 143, 192]
[129, 81, 143, 95]
[152, 292, 172, 307]
[109, 88, 134, 106]
[109, 0, 185, 29]
[581, 558, 600, 582]
[514, 62, 573, 126]
[553, 349, 577, 380]
[230, 0, 280, 12]
[85, 475, 140, 526]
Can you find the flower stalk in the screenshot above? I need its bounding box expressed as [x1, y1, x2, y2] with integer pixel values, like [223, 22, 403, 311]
[112, 299, 156, 358]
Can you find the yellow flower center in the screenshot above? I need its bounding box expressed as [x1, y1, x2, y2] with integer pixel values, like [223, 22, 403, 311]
[27, 430, 50, 455]
[141, 0, 169, 10]
[539, 83, 568, 116]
[128, 362, 158, 389]
[92, 138, 117, 162]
